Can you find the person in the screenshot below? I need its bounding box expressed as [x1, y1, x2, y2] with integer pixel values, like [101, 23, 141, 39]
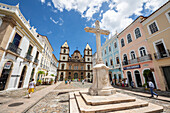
[27, 79, 36, 98]
[82, 79, 85, 85]
[148, 80, 158, 98]
[69, 79, 71, 84]
[131, 81, 134, 88]
[125, 79, 128, 87]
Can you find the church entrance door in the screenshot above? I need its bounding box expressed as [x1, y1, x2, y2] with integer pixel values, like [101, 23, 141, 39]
[74, 73, 78, 79]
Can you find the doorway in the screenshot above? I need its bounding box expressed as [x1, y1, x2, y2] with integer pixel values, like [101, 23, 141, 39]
[114, 74, 117, 85]
[134, 70, 142, 87]
[0, 61, 13, 90]
[18, 66, 27, 88]
[127, 71, 132, 86]
[162, 66, 170, 90]
[29, 68, 35, 82]
[74, 73, 78, 79]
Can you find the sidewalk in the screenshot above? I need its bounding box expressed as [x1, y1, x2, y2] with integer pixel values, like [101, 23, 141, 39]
[115, 88, 170, 102]
[0, 82, 62, 113]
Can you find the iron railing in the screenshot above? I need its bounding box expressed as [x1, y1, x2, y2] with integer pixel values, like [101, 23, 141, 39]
[7, 42, 22, 55]
[122, 54, 152, 66]
[25, 53, 33, 61]
[154, 49, 170, 59]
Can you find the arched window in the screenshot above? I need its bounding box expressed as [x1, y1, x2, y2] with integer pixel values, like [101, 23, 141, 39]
[123, 54, 128, 65]
[139, 47, 146, 57]
[88, 51, 90, 55]
[61, 64, 65, 70]
[130, 51, 136, 59]
[110, 59, 113, 65]
[63, 49, 66, 53]
[127, 34, 132, 43]
[116, 57, 120, 64]
[121, 38, 125, 47]
[87, 65, 90, 70]
[109, 46, 111, 52]
[135, 28, 141, 39]
[106, 61, 108, 66]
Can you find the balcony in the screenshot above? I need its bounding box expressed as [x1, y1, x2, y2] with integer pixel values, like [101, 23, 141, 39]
[7, 42, 22, 55]
[25, 53, 33, 61]
[34, 59, 39, 64]
[122, 54, 152, 66]
[154, 49, 170, 60]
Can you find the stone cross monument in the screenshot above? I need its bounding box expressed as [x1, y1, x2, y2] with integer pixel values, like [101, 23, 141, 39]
[84, 20, 116, 96]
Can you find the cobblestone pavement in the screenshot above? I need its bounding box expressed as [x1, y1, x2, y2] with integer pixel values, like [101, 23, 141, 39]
[0, 85, 48, 98]
[27, 82, 91, 113]
[117, 90, 170, 113]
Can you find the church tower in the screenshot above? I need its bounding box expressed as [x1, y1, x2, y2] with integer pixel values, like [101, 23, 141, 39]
[57, 41, 69, 81]
[84, 43, 92, 82]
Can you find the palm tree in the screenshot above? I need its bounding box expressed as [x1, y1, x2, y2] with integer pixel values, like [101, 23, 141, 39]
[37, 71, 45, 80]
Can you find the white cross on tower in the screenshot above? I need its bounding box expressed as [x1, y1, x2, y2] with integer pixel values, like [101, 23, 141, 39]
[84, 20, 110, 64]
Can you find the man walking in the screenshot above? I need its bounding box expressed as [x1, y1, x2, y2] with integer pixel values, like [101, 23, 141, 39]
[27, 79, 36, 98]
[148, 80, 158, 98]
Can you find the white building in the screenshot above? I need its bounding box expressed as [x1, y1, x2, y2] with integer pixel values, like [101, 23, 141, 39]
[0, 3, 43, 90]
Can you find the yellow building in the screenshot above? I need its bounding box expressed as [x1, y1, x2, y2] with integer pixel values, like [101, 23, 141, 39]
[142, 1, 170, 91]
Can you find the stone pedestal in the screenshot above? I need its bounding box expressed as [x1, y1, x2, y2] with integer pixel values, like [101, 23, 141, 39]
[89, 64, 116, 96]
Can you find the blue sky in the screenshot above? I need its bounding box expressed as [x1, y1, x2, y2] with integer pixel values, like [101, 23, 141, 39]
[0, 0, 168, 59]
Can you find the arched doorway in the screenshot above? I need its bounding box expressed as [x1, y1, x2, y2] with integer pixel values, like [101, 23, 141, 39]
[74, 73, 78, 79]
[144, 69, 157, 89]
[134, 70, 142, 87]
[60, 75, 63, 81]
[0, 61, 13, 90]
[109, 72, 112, 83]
[30, 68, 35, 82]
[114, 74, 117, 85]
[18, 66, 27, 88]
[127, 71, 132, 86]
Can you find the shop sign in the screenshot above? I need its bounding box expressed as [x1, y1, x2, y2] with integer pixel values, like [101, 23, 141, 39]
[4, 62, 12, 69]
[123, 65, 140, 70]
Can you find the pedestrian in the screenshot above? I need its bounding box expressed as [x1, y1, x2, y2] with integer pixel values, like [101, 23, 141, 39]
[131, 81, 134, 88]
[148, 80, 158, 98]
[69, 79, 71, 84]
[125, 79, 128, 87]
[27, 79, 36, 98]
[82, 79, 85, 85]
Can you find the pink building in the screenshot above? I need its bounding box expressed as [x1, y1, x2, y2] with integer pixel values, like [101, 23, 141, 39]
[118, 16, 160, 89]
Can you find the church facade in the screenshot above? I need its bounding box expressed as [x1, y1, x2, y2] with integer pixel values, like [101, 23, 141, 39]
[57, 41, 92, 82]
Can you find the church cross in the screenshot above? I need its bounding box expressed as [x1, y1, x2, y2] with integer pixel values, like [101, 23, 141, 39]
[84, 20, 110, 64]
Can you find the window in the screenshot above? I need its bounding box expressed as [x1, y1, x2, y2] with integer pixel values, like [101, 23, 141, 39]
[88, 73, 90, 78]
[105, 49, 106, 54]
[69, 72, 71, 75]
[114, 42, 117, 48]
[61, 72, 63, 75]
[35, 51, 39, 60]
[12, 33, 22, 47]
[127, 34, 132, 43]
[88, 58, 90, 61]
[121, 38, 125, 47]
[110, 59, 113, 65]
[135, 28, 141, 39]
[130, 51, 136, 59]
[61, 64, 65, 70]
[81, 72, 83, 75]
[116, 57, 120, 64]
[63, 49, 66, 53]
[139, 47, 146, 57]
[88, 51, 90, 55]
[106, 61, 108, 66]
[87, 65, 90, 70]
[149, 22, 158, 34]
[109, 46, 111, 52]
[63, 57, 65, 60]
[81, 66, 84, 70]
[123, 54, 128, 65]
[27, 45, 33, 55]
[69, 65, 72, 69]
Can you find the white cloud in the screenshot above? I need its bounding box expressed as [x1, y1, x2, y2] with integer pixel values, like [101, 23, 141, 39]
[50, 17, 59, 24]
[49, 0, 168, 35]
[41, 0, 45, 4]
[47, 2, 51, 6]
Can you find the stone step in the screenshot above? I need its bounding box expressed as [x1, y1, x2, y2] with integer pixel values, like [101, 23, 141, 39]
[75, 92, 149, 113]
[108, 103, 163, 113]
[69, 92, 80, 113]
[80, 92, 136, 105]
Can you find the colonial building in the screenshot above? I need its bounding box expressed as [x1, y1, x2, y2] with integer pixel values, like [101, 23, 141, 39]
[0, 3, 43, 90]
[36, 34, 57, 81]
[142, 1, 170, 91]
[57, 41, 92, 82]
[102, 33, 123, 85]
[118, 16, 158, 88]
